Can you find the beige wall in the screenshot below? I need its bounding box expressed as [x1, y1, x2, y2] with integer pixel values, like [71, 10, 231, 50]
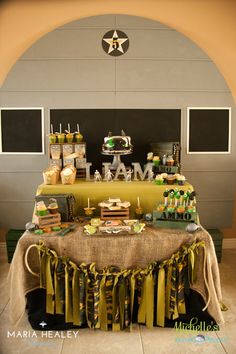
[0, 0, 236, 102]
[0, 0, 236, 237]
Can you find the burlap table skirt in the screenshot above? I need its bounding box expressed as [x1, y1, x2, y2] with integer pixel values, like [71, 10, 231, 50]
[7, 226, 224, 326]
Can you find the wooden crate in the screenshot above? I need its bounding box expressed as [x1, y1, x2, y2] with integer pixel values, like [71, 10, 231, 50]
[6, 229, 25, 263]
[152, 210, 198, 229]
[100, 207, 129, 220]
[35, 213, 61, 228]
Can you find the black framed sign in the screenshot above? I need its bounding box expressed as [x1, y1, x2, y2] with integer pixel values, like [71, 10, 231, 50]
[0, 107, 44, 154]
[187, 107, 231, 154]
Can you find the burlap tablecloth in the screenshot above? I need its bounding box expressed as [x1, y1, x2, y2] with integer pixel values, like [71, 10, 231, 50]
[7, 225, 224, 325]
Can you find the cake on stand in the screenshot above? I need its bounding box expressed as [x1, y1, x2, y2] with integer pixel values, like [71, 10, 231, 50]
[101, 131, 133, 170]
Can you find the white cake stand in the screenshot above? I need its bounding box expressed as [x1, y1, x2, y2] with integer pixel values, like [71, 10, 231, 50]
[102, 150, 132, 169]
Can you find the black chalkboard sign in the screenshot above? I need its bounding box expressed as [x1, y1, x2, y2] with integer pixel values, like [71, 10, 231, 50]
[50, 109, 181, 170]
[187, 108, 231, 153]
[0, 108, 44, 154]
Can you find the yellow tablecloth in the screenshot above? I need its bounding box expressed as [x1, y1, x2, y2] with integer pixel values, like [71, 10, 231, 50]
[36, 180, 194, 217]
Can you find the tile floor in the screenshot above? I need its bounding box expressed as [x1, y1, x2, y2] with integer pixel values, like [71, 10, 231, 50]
[0, 248, 235, 354]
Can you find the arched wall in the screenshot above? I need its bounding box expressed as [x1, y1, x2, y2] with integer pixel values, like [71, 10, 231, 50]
[0, 13, 235, 234]
[1, 0, 236, 102]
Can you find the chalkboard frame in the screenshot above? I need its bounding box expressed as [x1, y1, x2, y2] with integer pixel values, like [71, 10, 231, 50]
[0, 107, 45, 155]
[187, 107, 231, 154]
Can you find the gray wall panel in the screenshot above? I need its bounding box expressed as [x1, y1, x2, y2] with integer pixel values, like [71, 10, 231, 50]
[0, 173, 43, 200]
[0, 202, 34, 229]
[22, 28, 208, 60]
[3, 60, 115, 90]
[116, 60, 229, 90]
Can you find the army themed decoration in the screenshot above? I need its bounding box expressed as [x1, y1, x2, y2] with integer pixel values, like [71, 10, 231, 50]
[102, 30, 129, 56]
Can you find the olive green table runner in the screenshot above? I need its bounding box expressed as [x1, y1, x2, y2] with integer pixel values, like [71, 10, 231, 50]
[8, 226, 224, 328]
[36, 181, 194, 217]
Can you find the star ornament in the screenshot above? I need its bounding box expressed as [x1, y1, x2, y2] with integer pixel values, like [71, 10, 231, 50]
[102, 30, 129, 56]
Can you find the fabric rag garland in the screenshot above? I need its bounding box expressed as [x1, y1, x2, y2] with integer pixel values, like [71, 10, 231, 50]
[26, 240, 207, 330]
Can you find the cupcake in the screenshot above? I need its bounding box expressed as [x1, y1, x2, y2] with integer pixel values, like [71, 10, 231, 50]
[48, 198, 59, 214]
[153, 156, 160, 167]
[177, 174, 186, 185]
[155, 174, 164, 185]
[36, 201, 48, 216]
[160, 173, 168, 183]
[166, 175, 176, 185]
[166, 155, 175, 166]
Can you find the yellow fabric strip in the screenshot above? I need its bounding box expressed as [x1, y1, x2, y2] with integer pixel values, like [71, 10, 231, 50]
[138, 276, 146, 324]
[145, 271, 154, 328]
[65, 262, 73, 323]
[129, 273, 136, 331]
[71, 263, 80, 325]
[157, 267, 165, 327]
[45, 252, 55, 314]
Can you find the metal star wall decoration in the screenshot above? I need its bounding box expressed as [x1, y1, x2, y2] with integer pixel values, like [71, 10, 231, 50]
[102, 30, 129, 56]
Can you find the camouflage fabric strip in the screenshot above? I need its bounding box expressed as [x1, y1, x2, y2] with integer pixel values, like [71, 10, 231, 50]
[99, 275, 107, 330]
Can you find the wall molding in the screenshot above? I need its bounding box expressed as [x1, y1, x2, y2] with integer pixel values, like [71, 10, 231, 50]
[223, 238, 236, 249]
[0, 89, 230, 93]
[19, 57, 212, 62]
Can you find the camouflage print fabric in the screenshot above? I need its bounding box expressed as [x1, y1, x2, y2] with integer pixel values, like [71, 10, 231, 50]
[86, 263, 101, 328]
[34, 240, 205, 330]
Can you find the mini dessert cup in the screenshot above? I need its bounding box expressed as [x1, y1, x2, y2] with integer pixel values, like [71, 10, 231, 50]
[66, 133, 74, 143]
[75, 133, 83, 143]
[49, 134, 57, 144]
[57, 133, 65, 143]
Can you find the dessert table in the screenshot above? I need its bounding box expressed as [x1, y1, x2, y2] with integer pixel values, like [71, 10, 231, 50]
[8, 225, 224, 328]
[36, 181, 194, 216]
